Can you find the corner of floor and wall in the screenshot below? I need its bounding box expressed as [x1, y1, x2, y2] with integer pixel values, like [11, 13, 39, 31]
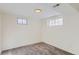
[0, 4, 79, 55]
[41, 4, 79, 55]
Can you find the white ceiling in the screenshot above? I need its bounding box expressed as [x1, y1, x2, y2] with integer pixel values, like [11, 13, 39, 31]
[0, 3, 60, 19]
[70, 3, 79, 11]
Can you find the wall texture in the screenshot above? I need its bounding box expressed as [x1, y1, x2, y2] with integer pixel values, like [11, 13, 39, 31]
[41, 4, 79, 54]
[2, 14, 41, 50]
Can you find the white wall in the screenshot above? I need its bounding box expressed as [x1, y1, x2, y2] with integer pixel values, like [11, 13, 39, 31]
[41, 4, 79, 54]
[0, 14, 2, 54]
[2, 14, 41, 50]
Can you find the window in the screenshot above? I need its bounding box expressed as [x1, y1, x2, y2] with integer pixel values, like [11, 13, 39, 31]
[22, 19, 27, 24]
[48, 18, 63, 27]
[17, 18, 28, 25]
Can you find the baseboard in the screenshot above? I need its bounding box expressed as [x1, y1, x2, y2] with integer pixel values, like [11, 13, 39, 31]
[2, 41, 41, 51]
[43, 41, 74, 55]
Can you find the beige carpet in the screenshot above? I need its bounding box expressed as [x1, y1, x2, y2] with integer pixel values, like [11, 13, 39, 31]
[1, 42, 73, 55]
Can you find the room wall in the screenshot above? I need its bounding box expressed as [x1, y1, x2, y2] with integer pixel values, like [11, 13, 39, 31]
[2, 14, 41, 50]
[0, 14, 2, 53]
[41, 4, 79, 54]
[0, 14, 3, 54]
